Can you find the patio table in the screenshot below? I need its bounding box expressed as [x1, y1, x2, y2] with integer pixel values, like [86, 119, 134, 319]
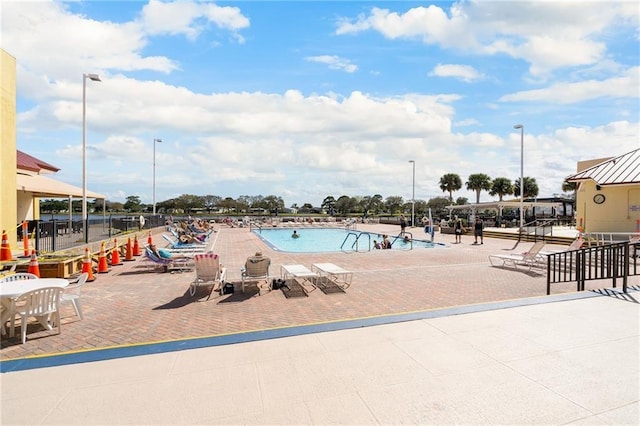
[311, 263, 353, 289]
[0, 278, 68, 336]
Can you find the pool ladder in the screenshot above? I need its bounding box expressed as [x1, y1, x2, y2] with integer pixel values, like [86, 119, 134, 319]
[340, 232, 371, 252]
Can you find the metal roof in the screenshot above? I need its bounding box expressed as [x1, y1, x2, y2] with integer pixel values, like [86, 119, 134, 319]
[17, 150, 59, 174]
[565, 148, 640, 186]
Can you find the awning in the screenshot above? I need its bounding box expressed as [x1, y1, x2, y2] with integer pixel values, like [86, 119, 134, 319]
[16, 173, 105, 199]
[446, 200, 561, 211]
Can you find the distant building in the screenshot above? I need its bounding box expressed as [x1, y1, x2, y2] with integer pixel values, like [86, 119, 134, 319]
[565, 148, 640, 234]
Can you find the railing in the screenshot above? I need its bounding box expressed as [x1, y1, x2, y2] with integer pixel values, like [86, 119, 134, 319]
[20, 215, 166, 253]
[546, 241, 637, 295]
[340, 232, 370, 252]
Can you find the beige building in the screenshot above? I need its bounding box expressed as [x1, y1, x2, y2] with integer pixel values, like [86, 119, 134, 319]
[565, 149, 640, 234]
[1, 48, 104, 248]
[1, 49, 18, 244]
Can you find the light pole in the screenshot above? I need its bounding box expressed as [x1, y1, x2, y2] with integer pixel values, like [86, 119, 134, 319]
[82, 73, 101, 243]
[514, 124, 524, 231]
[409, 160, 415, 228]
[153, 138, 162, 215]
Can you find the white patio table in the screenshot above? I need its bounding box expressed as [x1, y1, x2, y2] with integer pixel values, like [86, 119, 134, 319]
[0, 278, 68, 336]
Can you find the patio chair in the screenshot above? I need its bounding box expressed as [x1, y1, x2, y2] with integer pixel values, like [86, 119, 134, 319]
[241, 252, 271, 294]
[488, 241, 546, 271]
[10, 286, 62, 344]
[60, 272, 89, 320]
[539, 235, 584, 256]
[0, 272, 38, 283]
[143, 245, 193, 273]
[190, 253, 227, 300]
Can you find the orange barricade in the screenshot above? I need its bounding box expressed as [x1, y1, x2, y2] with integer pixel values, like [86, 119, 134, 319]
[81, 247, 96, 282]
[124, 237, 134, 261]
[22, 221, 30, 257]
[27, 250, 40, 277]
[133, 234, 141, 256]
[1, 230, 13, 261]
[110, 238, 122, 266]
[98, 242, 109, 273]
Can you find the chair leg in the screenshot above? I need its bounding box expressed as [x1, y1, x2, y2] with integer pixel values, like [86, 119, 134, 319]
[21, 315, 27, 344]
[72, 299, 83, 320]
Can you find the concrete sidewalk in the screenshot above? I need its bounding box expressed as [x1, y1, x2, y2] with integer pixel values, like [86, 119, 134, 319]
[1, 292, 638, 425]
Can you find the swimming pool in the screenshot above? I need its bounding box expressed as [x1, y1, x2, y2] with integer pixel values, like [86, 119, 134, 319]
[253, 227, 443, 253]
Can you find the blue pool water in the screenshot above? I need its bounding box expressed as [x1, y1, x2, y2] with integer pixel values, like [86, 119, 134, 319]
[253, 227, 442, 253]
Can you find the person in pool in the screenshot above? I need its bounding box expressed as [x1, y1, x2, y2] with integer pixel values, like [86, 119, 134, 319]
[291, 230, 300, 238]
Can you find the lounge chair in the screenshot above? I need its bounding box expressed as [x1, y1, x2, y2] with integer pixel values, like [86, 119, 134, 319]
[539, 235, 584, 256]
[189, 253, 226, 300]
[311, 263, 353, 289]
[143, 246, 193, 273]
[241, 252, 271, 294]
[489, 241, 546, 271]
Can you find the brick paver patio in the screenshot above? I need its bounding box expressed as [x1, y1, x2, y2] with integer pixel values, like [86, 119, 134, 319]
[2, 223, 636, 360]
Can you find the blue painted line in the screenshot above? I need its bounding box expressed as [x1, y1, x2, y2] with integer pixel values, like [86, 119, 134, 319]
[0, 291, 603, 373]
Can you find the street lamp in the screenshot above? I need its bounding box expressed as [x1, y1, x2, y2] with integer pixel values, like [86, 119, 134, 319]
[82, 73, 101, 243]
[514, 124, 524, 231]
[153, 138, 162, 215]
[409, 160, 415, 228]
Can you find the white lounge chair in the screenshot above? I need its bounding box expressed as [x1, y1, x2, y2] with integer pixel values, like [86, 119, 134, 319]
[311, 263, 353, 289]
[489, 241, 546, 271]
[190, 253, 226, 300]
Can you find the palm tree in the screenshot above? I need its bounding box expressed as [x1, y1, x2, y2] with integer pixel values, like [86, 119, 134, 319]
[562, 180, 578, 200]
[513, 177, 539, 199]
[490, 177, 513, 201]
[439, 173, 462, 203]
[465, 173, 492, 204]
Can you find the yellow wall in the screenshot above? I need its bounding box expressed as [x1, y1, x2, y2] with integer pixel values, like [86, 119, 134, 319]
[576, 180, 640, 233]
[0, 49, 18, 244]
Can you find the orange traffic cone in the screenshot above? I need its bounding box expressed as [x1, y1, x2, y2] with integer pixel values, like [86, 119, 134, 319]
[133, 234, 141, 256]
[110, 238, 122, 266]
[124, 237, 134, 261]
[1, 230, 13, 261]
[27, 250, 40, 277]
[147, 230, 153, 245]
[81, 247, 96, 282]
[22, 221, 30, 257]
[98, 241, 109, 273]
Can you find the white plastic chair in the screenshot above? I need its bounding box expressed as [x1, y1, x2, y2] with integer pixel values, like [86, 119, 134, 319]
[0, 272, 38, 283]
[61, 272, 89, 320]
[10, 286, 62, 344]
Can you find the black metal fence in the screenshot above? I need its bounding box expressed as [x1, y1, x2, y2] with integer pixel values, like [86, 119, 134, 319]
[546, 241, 638, 295]
[18, 215, 166, 253]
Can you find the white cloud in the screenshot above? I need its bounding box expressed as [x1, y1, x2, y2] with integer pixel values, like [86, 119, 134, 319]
[430, 64, 484, 82]
[500, 67, 639, 103]
[335, 2, 637, 77]
[305, 55, 358, 73]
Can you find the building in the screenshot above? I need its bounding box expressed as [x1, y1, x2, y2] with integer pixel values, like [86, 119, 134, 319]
[565, 148, 640, 234]
[1, 48, 104, 246]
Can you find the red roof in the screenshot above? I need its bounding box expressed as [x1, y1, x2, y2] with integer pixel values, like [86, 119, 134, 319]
[16, 150, 59, 174]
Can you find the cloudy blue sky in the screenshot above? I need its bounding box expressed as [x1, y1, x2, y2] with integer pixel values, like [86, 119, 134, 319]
[3, 0, 639, 207]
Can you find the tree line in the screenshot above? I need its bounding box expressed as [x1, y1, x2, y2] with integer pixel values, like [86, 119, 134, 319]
[39, 173, 575, 217]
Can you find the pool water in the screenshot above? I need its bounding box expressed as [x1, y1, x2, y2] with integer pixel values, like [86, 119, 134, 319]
[253, 227, 442, 253]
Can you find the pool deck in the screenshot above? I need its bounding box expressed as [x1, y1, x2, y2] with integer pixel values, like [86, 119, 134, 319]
[1, 223, 639, 424]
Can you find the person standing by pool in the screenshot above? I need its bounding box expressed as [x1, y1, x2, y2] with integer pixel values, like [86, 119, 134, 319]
[454, 218, 463, 244]
[473, 218, 484, 244]
[400, 215, 407, 235]
[292, 230, 300, 238]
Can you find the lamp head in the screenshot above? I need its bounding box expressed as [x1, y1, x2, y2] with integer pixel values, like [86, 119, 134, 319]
[85, 73, 101, 82]
[514, 124, 523, 129]
[154, 138, 163, 143]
